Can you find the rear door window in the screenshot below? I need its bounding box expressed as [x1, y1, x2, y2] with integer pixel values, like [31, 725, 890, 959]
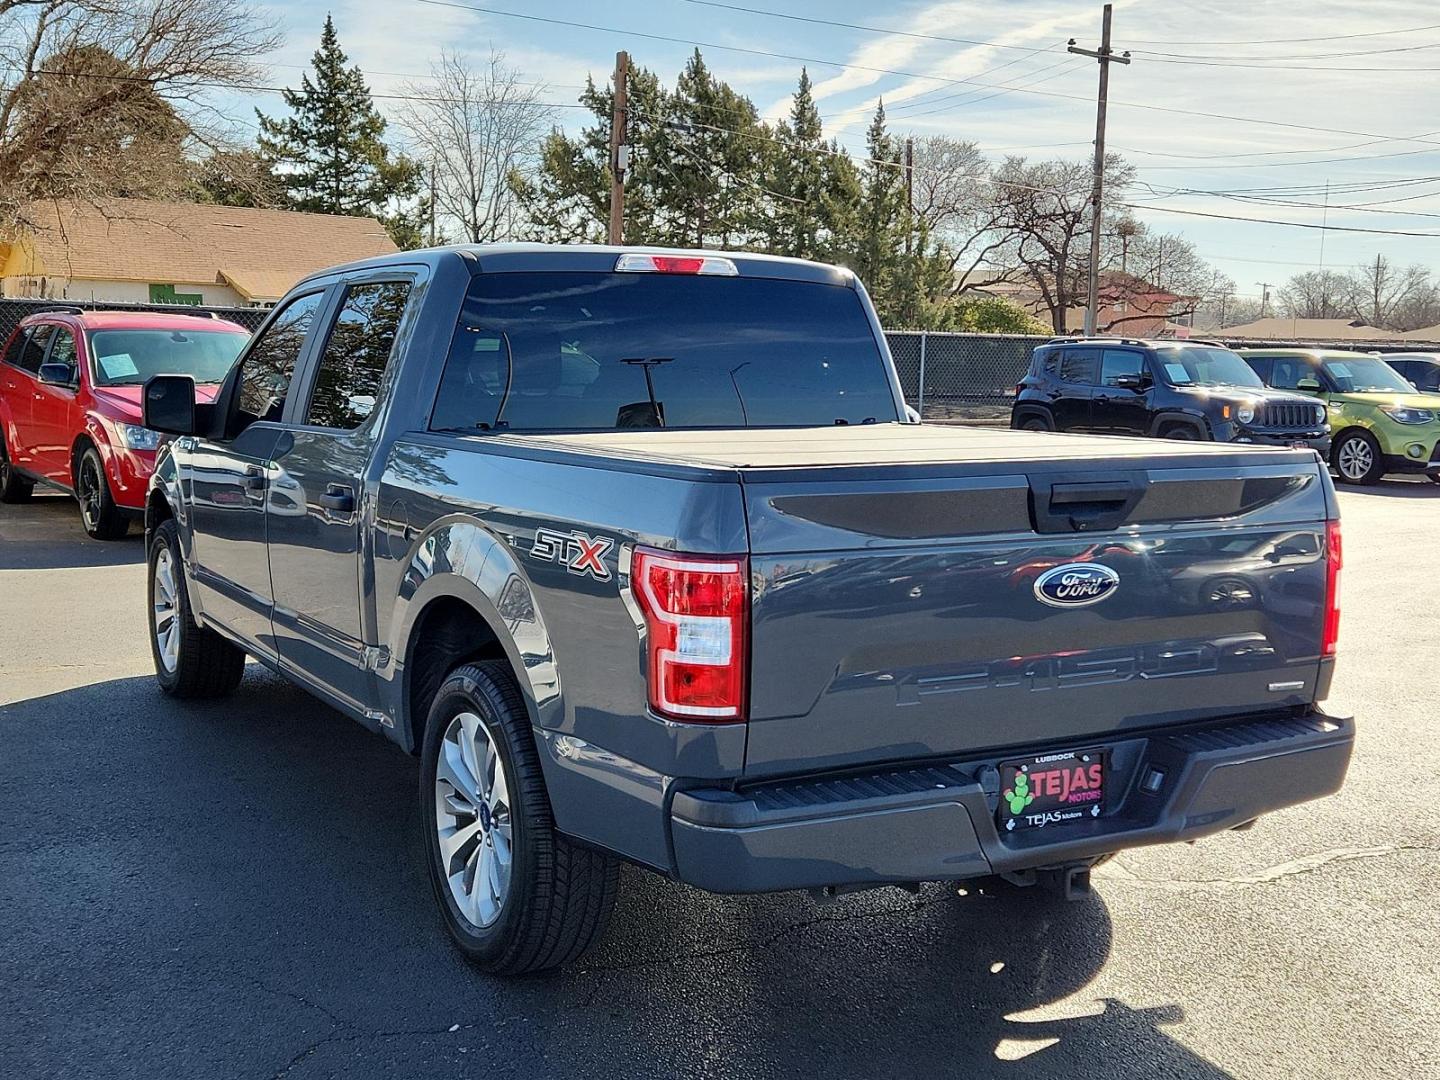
[304, 281, 411, 430]
[16, 325, 53, 374]
[430, 272, 897, 432]
[1058, 348, 1099, 386]
[1100, 349, 1146, 387]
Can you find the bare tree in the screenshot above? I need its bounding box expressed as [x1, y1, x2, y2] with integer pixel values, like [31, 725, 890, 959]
[908, 136, 1012, 288]
[1105, 227, 1228, 330]
[1349, 254, 1430, 329]
[989, 154, 1134, 332]
[1277, 270, 1353, 320]
[0, 0, 278, 228]
[398, 51, 555, 244]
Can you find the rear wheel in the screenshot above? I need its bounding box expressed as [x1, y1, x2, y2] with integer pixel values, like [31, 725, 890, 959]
[0, 441, 32, 503]
[1332, 430, 1384, 485]
[148, 519, 246, 697]
[1021, 416, 1052, 432]
[421, 661, 619, 974]
[76, 445, 128, 539]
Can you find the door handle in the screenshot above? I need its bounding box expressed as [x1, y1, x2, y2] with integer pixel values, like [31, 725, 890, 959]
[243, 466, 265, 490]
[320, 485, 355, 513]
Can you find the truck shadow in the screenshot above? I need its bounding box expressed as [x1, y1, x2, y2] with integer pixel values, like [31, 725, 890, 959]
[1334, 476, 1440, 499]
[0, 670, 1234, 1080]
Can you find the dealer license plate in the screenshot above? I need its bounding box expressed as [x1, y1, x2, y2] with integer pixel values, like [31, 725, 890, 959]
[998, 748, 1107, 832]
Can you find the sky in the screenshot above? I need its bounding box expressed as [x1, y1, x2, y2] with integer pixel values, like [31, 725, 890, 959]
[235, 0, 1440, 304]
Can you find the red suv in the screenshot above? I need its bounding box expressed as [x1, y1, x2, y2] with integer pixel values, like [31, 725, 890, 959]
[0, 309, 249, 538]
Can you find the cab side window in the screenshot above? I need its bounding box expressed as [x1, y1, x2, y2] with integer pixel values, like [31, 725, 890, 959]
[1100, 349, 1146, 387]
[304, 281, 411, 430]
[2, 328, 31, 369]
[1059, 348, 1099, 385]
[16, 325, 53, 374]
[236, 292, 326, 427]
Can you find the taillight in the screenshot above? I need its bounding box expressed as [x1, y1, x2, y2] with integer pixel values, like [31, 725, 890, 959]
[631, 548, 748, 721]
[1322, 519, 1342, 656]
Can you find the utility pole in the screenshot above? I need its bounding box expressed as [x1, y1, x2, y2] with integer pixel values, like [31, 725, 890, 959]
[427, 160, 437, 247]
[1069, 4, 1130, 336]
[903, 136, 914, 257]
[1257, 282, 1274, 318]
[607, 50, 630, 246]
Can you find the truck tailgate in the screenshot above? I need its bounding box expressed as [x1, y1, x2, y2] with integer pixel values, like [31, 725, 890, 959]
[743, 451, 1332, 776]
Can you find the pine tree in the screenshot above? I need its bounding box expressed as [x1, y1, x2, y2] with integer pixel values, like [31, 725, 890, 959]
[771, 69, 826, 258]
[256, 16, 419, 234]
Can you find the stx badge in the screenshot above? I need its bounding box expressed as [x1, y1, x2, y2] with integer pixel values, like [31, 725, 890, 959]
[531, 528, 614, 580]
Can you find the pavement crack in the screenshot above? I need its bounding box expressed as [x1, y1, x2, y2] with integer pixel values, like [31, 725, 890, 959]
[269, 1022, 482, 1079]
[1098, 843, 1437, 891]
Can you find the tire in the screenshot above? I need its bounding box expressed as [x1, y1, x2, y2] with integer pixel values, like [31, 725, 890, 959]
[1161, 425, 1198, 440]
[1427, 474, 1440, 485]
[147, 519, 246, 698]
[0, 440, 33, 503]
[1020, 415, 1052, 432]
[420, 660, 620, 974]
[1332, 430, 1384, 485]
[75, 445, 129, 539]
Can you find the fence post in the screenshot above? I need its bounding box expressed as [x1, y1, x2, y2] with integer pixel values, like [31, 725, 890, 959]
[917, 331, 927, 415]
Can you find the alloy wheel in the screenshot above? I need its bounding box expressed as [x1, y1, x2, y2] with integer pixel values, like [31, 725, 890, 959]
[1336, 437, 1373, 481]
[152, 547, 180, 673]
[434, 710, 514, 929]
[79, 457, 102, 528]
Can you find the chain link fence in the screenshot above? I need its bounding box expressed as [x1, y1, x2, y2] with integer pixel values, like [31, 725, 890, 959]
[0, 298, 270, 348]
[884, 330, 1049, 422]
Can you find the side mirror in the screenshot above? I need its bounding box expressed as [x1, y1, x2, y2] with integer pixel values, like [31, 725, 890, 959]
[37, 362, 76, 388]
[143, 374, 197, 436]
[1296, 377, 1322, 392]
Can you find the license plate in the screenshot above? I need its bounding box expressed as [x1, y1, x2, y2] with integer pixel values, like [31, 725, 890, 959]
[998, 748, 1106, 832]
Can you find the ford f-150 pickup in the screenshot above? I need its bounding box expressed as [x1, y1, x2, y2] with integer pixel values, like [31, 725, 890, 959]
[139, 245, 1353, 974]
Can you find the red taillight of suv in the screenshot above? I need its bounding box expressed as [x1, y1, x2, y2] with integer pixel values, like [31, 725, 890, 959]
[631, 549, 748, 721]
[1323, 519, 1342, 656]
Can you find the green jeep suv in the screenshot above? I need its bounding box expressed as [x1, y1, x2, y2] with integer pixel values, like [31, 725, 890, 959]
[1239, 348, 1440, 484]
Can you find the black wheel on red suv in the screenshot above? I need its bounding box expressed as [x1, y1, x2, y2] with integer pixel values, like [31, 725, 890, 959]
[0, 440, 33, 503]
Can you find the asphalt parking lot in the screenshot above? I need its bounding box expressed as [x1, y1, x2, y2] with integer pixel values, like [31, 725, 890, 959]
[2, 485, 1437, 1080]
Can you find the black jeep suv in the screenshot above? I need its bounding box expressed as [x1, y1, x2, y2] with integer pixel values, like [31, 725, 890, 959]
[1011, 338, 1330, 453]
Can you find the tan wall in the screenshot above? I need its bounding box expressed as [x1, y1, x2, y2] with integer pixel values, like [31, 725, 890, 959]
[1, 276, 246, 306]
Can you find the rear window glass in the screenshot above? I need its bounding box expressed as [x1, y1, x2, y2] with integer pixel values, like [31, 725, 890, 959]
[89, 329, 247, 386]
[1059, 349, 1098, 385]
[430, 272, 898, 432]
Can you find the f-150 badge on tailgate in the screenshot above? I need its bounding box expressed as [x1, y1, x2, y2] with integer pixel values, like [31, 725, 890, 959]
[531, 528, 614, 580]
[1034, 563, 1120, 607]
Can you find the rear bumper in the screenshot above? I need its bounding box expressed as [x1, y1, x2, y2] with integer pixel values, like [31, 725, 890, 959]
[670, 710, 1353, 894]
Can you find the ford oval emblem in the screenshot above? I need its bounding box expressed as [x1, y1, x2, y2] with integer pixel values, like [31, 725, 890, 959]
[1034, 563, 1120, 608]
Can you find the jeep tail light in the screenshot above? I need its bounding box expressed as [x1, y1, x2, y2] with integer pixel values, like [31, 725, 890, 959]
[614, 253, 738, 276]
[1323, 519, 1342, 656]
[631, 549, 748, 721]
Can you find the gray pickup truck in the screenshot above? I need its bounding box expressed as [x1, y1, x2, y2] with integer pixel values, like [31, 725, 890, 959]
[140, 245, 1353, 974]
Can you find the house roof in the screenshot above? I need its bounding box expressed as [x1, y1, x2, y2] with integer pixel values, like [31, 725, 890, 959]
[1400, 324, 1440, 341]
[1219, 317, 1401, 341]
[4, 198, 398, 302]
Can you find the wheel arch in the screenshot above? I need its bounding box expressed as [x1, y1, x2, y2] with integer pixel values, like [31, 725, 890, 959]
[1010, 403, 1054, 429]
[1149, 411, 1210, 439]
[384, 517, 556, 757]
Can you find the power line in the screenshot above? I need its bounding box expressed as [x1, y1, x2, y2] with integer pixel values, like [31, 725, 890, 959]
[1125, 202, 1440, 237]
[677, 0, 1064, 55]
[1121, 21, 1440, 46]
[1128, 39, 1440, 63]
[407, 0, 1440, 151]
[14, 64, 593, 110]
